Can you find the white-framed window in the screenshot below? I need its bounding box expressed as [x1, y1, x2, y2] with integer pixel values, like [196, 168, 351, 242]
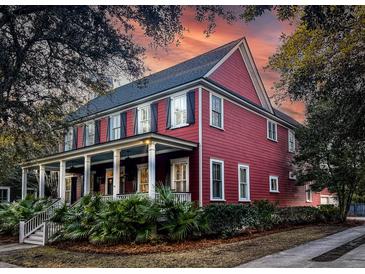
[109, 114, 121, 140]
[171, 93, 188, 128]
[288, 129, 295, 152]
[269, 175, 279, 193]
[85, 122, 95, 146]
[0, 187, 10, 203]
[238, 164, 250, 201]
[138, 105, 151, 134]
[210, 159, 224, 201]
[64, 128, 73, 151]
[210, 93, 224, 129]
[267, 120, 278, 141]
[137, 164, 149, 193]
[305, 184, 312, 202]
[170, 157, 189, 192]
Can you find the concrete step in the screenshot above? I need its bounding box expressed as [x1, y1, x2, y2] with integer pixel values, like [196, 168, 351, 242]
[34, 231, 44, 237]
[23, 239, 43, 245]
[28, 234, 43, 241]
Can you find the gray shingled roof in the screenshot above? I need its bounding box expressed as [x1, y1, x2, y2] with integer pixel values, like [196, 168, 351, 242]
[68, 38, 242, 121]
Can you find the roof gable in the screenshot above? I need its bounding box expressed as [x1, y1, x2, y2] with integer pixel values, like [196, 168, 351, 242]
[68, 38, 242, 121]
[208, 48, 262, 106]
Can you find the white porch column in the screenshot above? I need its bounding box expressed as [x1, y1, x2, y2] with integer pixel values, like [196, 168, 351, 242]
[113, 149, 121, 197]
[21, 168, 28, 199]
[84, 155, 91, 195]
[148, 142, 156, 199]
[59, 160, 66, 201]
[39, 164, 46, 198]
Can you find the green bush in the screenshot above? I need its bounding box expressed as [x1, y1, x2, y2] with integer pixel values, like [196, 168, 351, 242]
[276, 206, 320, 225]
[252, 200, 280, 231]
[317, 204, 341, 223]
[203, 204, 255, 237]
[0, 195, 52, 236]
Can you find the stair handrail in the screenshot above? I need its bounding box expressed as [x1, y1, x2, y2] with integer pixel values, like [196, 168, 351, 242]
[21, 198, 63, 239]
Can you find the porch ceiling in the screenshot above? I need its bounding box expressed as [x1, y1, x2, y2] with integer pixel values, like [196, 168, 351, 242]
[22, 133, 197, 169]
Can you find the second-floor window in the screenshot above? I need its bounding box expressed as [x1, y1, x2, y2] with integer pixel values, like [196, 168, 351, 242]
[110, 114, 121, 140]
[85, 122, 95, 146]
[64, 128, 73, 151]
[267, 120, 277, 141]
[210, 94, 223, 129]
[138, 105, 151, 134]
[288, 130, 295, 152]
[171, 94, 187, 128]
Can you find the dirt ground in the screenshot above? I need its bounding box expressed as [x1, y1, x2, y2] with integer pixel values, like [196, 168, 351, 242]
[0, 224, 348, 267]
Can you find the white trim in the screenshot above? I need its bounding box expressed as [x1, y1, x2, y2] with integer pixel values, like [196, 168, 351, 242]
[267, 119, 278, 142]
[201, 82, 296, 130]
[269, 175, 279, 193]
[238, 164, 250, 202]
[170, 157, 189, 193]
[209, 92, 224, 130]
[204, 39, 244, 77]
[137, 104, 151, 134]
[210, 158, 225, 201]
[289, 171, 297, 180]
[240, 39, 273, 113]
[198, 86, 203, 207]
[0, 187, 10, 203]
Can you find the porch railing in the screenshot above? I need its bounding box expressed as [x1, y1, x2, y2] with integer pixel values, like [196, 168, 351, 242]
[101, 192, 191, 203]
[43, 221, 63, 245]
[19, 198, 63, 243]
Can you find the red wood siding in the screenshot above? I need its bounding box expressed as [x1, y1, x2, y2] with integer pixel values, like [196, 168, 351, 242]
[209, 49, 262, 106]
[200, 88, 321, 207]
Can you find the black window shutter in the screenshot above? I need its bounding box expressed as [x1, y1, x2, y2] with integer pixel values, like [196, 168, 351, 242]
[166, 98, 171, 129]
[106, 116, 110, 141]
[120, 112, 127, 138]
[83, 125, 87, 147]
[133, 108, 138, 135]
[94, 120, 100, 144]
[151, 103, 158, 132]
[72, 127, 78, 149]
[187, 90, 195, 124]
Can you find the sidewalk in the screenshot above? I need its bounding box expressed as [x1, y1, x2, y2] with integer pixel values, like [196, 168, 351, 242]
[237, 225, 365, 268]
[0, 243, 37, 268]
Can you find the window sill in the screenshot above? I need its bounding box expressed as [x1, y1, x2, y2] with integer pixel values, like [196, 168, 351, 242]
[238, 199, 251, 202]
[306, 200, 312, 203]
[267, 137, 278, 143]
[210, 124, 224, 131]
[210, 199, 226, 202]
[270, 191, 280, 193]
[170, 123, 189, 130]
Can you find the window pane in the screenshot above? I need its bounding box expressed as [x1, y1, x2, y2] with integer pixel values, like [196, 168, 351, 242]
[212, 162, 222, 199]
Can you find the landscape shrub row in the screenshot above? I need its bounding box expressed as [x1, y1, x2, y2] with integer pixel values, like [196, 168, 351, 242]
[204, 201, 341, 237]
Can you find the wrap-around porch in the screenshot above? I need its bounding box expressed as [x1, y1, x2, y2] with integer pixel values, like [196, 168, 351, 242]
[21, 133, 198, 204]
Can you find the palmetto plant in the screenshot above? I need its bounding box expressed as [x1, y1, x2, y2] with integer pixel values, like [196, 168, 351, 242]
[0, 195, 52, 235]
[157, 186, 208, 241]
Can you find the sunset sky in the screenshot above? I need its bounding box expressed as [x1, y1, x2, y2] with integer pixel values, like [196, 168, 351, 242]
[131, 6, 305, 122]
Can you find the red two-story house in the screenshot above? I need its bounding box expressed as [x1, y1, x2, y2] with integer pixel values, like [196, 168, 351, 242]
[21, 37, 328, 207]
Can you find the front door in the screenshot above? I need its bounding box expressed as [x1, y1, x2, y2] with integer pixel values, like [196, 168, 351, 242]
[137, 164, 148, 193]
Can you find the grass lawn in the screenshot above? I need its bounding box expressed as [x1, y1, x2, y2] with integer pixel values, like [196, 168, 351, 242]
[0, 224, 348, 267]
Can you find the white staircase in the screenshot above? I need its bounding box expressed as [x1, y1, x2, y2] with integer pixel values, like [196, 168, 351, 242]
[19, 199, 63, 246]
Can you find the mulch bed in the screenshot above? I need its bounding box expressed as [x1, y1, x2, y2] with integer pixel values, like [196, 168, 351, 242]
[52, 223, 349, 256]
[0, 235, 18, 245]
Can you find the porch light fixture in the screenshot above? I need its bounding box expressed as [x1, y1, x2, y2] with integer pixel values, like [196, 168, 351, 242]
[144, 139, 151, 145]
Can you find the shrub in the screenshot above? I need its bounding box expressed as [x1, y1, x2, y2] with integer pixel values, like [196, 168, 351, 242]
[0, 195, 52, 236]
[251, 200, 280, 231]
[317, 204, 341, 223]
[276, 206, 320, 225]
[203, 204, 254, 237]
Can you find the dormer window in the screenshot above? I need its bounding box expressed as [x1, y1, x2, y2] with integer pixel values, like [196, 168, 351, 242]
[64, 128, 73, 151]
[138, 105, 151, 134]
